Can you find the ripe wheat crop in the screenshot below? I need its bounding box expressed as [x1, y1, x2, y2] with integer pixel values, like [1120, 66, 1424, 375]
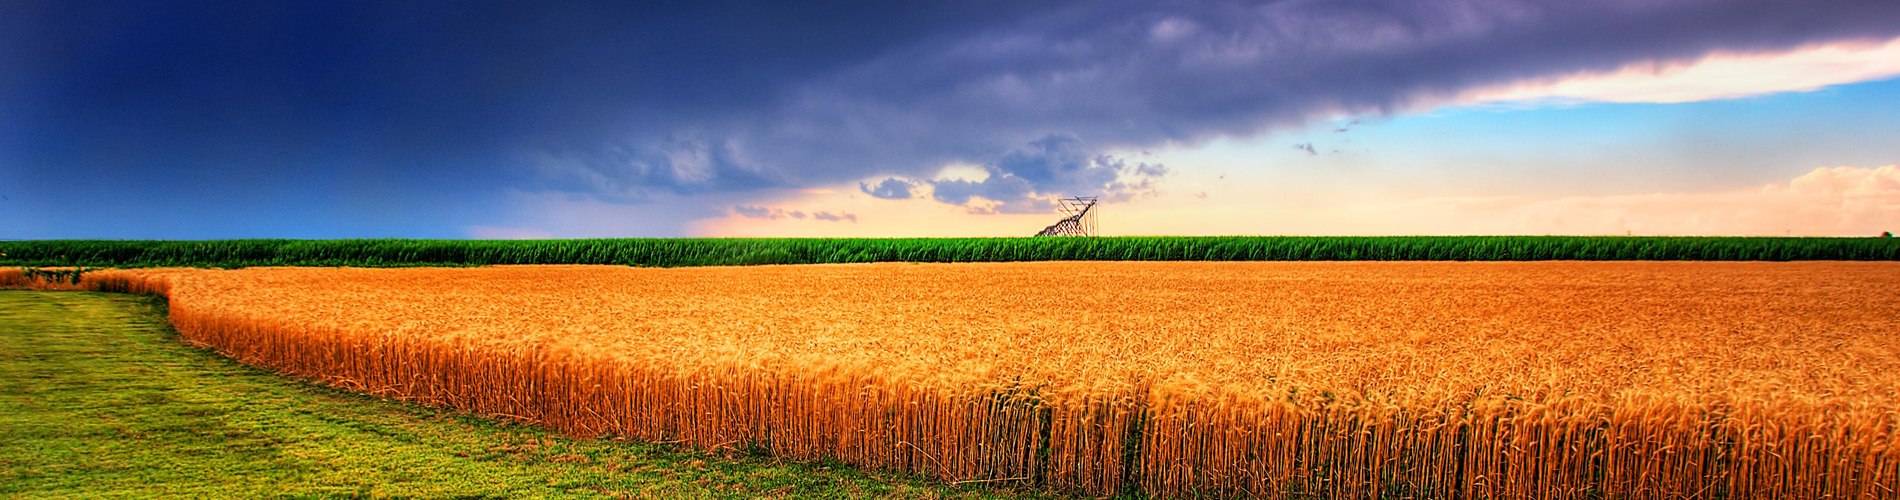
[21, 262, 1900, 498]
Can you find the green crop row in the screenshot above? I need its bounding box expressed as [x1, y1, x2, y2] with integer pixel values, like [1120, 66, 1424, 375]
[1, 236, 1894, 269]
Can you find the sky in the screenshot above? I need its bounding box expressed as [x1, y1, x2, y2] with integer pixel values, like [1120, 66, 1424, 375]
[4, 0, 1899, 239]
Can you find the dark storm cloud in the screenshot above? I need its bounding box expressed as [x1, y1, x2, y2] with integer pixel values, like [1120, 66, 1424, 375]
[921, 134, 1166, 213]
[859, 178, 919, 200]
[929, 176, 1047, 214]
[5, 0, 1900, 236]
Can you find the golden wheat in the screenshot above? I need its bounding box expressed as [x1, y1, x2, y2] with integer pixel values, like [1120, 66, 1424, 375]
[21, 262, 1900, 499]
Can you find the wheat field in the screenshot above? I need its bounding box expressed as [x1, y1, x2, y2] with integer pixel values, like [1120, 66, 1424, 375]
[32, 262, 1900, 498]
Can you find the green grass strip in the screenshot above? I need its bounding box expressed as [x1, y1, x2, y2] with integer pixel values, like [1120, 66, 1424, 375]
[2, 236, 1895, 269]
[0, 291, 1060, 499]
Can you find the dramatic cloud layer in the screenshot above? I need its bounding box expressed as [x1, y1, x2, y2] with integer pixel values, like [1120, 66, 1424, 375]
[522, 0, 1900, 213]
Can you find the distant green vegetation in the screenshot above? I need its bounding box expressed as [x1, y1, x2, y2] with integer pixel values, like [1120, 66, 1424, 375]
[1, 236, 1895, 269]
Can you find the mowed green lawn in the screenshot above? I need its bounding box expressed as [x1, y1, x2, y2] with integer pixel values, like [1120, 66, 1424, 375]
[0, 291, 1058, 499]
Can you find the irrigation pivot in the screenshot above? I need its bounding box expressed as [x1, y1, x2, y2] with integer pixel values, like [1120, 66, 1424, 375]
[1033, 196, 1098, 236]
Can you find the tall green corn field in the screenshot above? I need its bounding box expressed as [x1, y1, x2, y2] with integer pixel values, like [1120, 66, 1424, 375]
[1, 236, 1895, 269]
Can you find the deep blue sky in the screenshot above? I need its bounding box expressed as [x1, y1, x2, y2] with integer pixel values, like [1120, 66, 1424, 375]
[5, 1, 1900, 238]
